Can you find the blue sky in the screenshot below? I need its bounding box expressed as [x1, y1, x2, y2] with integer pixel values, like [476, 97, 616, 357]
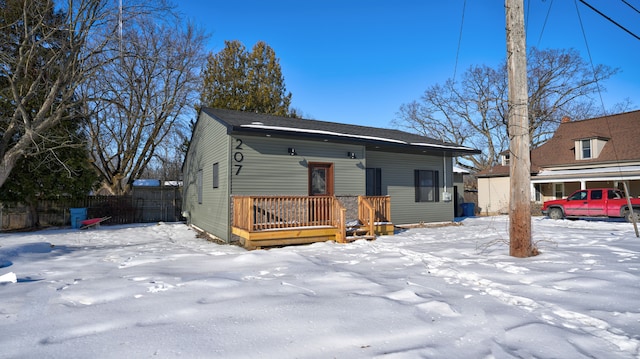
[177, 0, 640, 129]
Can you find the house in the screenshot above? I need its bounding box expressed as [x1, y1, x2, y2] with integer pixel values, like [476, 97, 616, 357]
[477, 110, 640, 215]
[182, 108, 480, 249]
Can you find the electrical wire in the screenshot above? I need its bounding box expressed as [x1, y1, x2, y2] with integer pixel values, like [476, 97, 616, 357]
[452, 0, 467, 82]
[573, 0, 607, 115]
[574, 0, 630, 213]
[621, 0, 640, 15]
[578, 0, 640, 40]
[536, 0, 554, 47]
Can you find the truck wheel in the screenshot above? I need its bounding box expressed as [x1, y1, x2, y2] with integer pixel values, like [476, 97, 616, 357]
[624, 209, 640, 223]
[548, 207, 564, 220]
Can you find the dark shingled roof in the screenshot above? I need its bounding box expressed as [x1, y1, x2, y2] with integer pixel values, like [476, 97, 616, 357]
[201, 108, 480, 155]
[477, 110, 640, 177]
[532, 110, 640, 167]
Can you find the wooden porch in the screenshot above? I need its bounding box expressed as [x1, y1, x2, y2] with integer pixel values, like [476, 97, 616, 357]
[232, 195, 392, 249]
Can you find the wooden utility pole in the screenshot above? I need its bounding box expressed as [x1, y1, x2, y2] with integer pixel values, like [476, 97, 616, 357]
[506, 0, 533, 257]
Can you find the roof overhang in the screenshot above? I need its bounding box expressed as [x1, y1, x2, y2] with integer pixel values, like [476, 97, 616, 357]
[531, 165, 640, 183]
[228, 124, 481, 156]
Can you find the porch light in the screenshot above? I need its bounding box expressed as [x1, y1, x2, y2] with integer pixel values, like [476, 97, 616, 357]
[288, 147, 297, 156]
[347, 152, 356, 159]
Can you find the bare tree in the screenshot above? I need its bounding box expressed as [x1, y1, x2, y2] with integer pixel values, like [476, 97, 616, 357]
[395, 65, 508, 170]
[83, 16, 206, 194]
[0, 0, 111, 188]
[526, 47, 619, 147]
[0, 0, 177, 190]
[394, 47, 620, 171]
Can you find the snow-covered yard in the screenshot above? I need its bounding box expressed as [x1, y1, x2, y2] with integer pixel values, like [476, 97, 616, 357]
[1, 216, 639, 358]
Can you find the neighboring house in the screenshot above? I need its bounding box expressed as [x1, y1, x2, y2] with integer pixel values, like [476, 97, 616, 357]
[453, 166, 471, 217]
[182, 108, 480, 248]
[477, 110, 640, 215]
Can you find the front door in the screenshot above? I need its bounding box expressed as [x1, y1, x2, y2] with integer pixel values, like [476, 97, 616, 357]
[308, 162, 334, 196]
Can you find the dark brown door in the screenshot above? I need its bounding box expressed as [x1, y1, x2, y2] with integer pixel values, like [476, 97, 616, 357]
[308, 162, 334, 196]
[308, 162, 334, 224]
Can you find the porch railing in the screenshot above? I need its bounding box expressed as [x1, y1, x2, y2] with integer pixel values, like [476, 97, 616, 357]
[358, 197, 375, 236]
[362, 195, 391, 223]
[233, 195, 345, 233]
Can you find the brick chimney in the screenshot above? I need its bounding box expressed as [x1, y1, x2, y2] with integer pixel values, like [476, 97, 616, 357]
[561, 116, 571, 123]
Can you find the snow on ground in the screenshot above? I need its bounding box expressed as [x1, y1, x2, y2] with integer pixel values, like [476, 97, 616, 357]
[1, 216, 639, 358]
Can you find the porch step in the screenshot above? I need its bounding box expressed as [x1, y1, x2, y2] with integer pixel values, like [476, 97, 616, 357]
[345, 234, 376, 242]
[346, 227, 370, 236]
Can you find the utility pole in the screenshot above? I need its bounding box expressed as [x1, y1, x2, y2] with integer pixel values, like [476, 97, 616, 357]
[505, 0, 533, 257]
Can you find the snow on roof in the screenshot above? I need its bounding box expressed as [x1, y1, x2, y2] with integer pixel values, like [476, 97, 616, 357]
[536, 165, 640, 177]
[241, 124, 476, 151]
[132, 179, 161, 187]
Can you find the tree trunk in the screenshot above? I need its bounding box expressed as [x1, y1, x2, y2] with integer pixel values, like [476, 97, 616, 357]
[26, 201, 40, 228]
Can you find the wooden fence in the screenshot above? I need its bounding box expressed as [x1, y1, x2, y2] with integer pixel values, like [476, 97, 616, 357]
[1, 186, 182, 230]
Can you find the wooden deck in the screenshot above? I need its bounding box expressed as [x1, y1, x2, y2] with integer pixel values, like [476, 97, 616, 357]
[232, 195, 392, 249]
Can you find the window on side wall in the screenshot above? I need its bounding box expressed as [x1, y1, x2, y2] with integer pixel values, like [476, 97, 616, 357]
[212, 163, 219, 189]
[581, 139, 591, 159]
[197, 169, 203, 204]
[366, 168, 382, 196]
[414, 170, 439, 202]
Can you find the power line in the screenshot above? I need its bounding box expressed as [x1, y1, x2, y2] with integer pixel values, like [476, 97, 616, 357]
[573, 0, 607, 115]
[452, 0, 467, 82]
[622, 0, 640, 15]
[536, 0, 555, 47]
[577, 0, 640, 41]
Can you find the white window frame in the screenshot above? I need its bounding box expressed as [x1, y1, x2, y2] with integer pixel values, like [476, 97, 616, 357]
[581, 139, 592, 159]
[554, 183, 564, 199]
[197, 169, 203, 204]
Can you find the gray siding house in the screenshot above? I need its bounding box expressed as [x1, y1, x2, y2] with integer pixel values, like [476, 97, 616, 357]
[182, 108, 479, 248]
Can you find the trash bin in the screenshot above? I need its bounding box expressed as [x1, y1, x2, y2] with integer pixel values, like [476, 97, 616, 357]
[70, 208, 88, 229]
[461, 203, 475, 217]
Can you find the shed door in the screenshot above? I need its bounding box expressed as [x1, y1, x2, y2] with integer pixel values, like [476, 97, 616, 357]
[308, 162, 334, 196]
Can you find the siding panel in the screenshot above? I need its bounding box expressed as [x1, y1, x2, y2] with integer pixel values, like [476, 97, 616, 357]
[182, 113, 231, 241]
[367, 150, 454, 224]
[231, 136, 365, 196]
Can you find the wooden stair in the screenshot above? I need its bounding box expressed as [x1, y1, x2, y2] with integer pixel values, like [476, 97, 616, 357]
[345, 222, 376, 242]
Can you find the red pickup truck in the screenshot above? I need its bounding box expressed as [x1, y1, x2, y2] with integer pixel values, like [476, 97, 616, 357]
[542, 188, 640, 222]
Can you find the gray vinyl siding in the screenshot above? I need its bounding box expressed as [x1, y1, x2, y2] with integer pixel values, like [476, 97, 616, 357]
[231, 136, 365, 196]
[182, 113, 231, 241]
[366, 150, 454, 224]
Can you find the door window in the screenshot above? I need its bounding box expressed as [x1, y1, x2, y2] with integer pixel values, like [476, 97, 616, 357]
[308, 163, 334, 196]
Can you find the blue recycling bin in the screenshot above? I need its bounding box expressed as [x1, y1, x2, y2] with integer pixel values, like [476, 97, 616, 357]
[70, 208, 87, 229]
[461, 203, 475, 217]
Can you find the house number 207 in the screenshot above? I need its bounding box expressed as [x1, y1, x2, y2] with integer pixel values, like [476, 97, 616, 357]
[234, 139, 243, 175]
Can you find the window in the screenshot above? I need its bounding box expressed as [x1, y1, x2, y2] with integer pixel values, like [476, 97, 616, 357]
[534, 184, 542, 202]
[197, 169, 203, 204]
[581, 139, 592, 159]
[308, 163, 334, 196]
[414, 170, 439, 202]
[591, 190, 602, 200]
[212, 163, 219, 189]
[608, 190, 623, 199]
[366, 168, 382, 196]
[554, 183, 564, 199]
[501, 153, 510, 166]
[568, 190, 587, 201]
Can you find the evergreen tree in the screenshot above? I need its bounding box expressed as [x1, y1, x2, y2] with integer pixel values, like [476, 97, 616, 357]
[0, 118, 99, 228]
[0, 0, 99, 227]
[200, 40, 294, 117]
[0, 0, 108, 188]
